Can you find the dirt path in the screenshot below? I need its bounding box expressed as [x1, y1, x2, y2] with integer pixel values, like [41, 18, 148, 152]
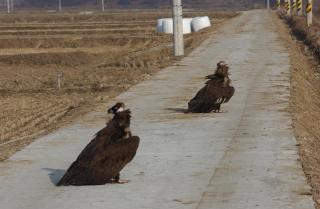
[274, 12, 320, 209]
[0, 10, 315, 209]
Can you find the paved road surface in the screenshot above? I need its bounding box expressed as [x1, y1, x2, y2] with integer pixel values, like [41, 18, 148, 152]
[0, 10, 315, 209]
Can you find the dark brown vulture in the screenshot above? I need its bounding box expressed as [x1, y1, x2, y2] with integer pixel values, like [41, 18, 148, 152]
[188, 61, 235, 113]
[57, 102, 140, 186]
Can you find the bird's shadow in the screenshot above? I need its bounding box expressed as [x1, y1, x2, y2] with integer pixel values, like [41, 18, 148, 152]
[165, 108, 189, 113]
[43, 168, 66, 186]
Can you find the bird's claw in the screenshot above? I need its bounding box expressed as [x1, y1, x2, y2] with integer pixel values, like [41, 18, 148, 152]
[113, 180, 130, 184]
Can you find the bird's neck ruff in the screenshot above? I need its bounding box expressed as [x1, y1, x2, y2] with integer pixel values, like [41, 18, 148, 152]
[113, 109, 132, 127]
[214, 63, 229, 79]
[214, 73, 226, 79]
[117, 107, 124, 112]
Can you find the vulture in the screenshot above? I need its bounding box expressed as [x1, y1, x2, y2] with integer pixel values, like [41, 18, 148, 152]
[188, 61, 235, 113]
[57, 102, 140, 186]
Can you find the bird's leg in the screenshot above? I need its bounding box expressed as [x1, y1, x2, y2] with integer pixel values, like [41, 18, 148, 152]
[217, 109, 226, 113]
[113, 173, 129, 184]
[114, 173, 120, 182]
[213, 105, 224, 113]
[212, 106, 220, 113]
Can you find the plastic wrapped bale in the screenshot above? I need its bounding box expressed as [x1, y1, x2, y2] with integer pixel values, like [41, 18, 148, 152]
[191, 17, 203, 32]
[156, 19, 164, 33]
[202, 16, 211, 28]
[191, 16, 211, 32]
[183, 18, 192, 34]
[162, 18, 173, 34]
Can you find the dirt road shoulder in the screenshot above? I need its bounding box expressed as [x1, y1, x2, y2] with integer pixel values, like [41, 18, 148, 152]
[273, 12, 320, 209]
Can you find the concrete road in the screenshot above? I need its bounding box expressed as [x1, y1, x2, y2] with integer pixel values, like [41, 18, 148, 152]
[0, 10, 315, 209]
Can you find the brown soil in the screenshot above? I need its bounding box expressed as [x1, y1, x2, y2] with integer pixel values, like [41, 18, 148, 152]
[275, 12, 320, 209]
[0, 10, 238, 161]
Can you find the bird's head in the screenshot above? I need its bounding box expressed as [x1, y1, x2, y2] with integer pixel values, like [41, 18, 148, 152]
[107, 102, 125, 114]
[215, 61, 230, 78]
[114, 110, 131, 128]
[217, 61, 226, 68]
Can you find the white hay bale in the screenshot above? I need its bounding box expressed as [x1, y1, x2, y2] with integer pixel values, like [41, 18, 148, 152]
[191, 17, 203, 32]
[202, 16, 211, 28]
[191, 16, 211, 32]
[156, 19, 164, 33]
[157, 17, 204, 34]
[162, 18, 174, 34]
[79, 11, 94, 15]
[183, 18, 192, 34]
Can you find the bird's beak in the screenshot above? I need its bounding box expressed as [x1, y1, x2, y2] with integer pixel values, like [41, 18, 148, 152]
[107, 108, 113, 114]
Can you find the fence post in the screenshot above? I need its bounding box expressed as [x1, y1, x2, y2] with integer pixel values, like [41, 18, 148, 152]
[6, 0, 10, 13]
[57, 73, 63, 90]
[10, 0, 14, 12]
[286, 0, 291, 15]
[297, 0, 303, 16]
[306, 0, 312, 27]
[276, 0, 281, 10]
[58, 0, 62, 12]
[292, 0, 297, 15]
[101, 0, 105, 12]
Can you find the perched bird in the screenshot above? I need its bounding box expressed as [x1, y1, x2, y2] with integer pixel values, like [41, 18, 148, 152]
[188, 61, 235, 113]
[57, 102, 140, 186]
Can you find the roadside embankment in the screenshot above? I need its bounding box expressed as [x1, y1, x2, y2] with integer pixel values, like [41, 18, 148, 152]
[277, 11, 320, 209]
[278, 11, 320, 61]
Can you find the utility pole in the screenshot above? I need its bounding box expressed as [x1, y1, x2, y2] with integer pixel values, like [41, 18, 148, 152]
[6, 0, 10, 13]
[267, 0, 269, 9]
[306, 0, 312, 26]
[101, 0, 105, 12]
[172, 0, 184, 56]
[297, 0, 303, 16]
[58, 0, 62, 12]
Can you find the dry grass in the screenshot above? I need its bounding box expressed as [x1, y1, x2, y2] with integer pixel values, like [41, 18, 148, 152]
[278, 11, 320, 61]
[277, 12, 320, 209]
[0, 10, 238, 161]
